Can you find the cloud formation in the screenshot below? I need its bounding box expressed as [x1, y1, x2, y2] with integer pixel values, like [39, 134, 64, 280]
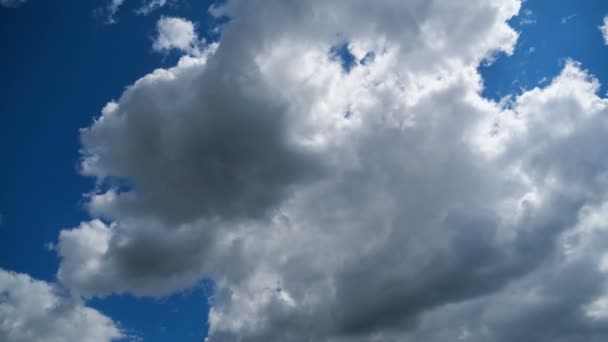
[0, 269, 123, 342]
[55, 0, 608, 341]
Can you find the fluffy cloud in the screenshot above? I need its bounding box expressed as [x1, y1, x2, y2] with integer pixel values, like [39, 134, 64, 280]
[153, 17, 203, 55]
[0, 0, 26, 8]
[0, 269, 123, 342]
[601, 16, 608, 45]
[55, 0, 608, 341]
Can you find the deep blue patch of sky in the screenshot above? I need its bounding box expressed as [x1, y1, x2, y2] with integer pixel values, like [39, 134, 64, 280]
[0, 1, 220, 340]
[330, 41, 358, 73]
[481, 0, 608, 101]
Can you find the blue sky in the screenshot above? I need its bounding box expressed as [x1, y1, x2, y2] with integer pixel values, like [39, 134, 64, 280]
[2, 1, 608, 341]
[0, 1, 219, 340]
[481, 0, 608, 100]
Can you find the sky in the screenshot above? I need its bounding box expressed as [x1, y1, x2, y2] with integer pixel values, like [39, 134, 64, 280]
[1, 1, 608, 341]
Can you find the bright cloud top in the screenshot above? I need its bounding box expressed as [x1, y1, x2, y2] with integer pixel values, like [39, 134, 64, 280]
[0, 269, 123, 342]
[50, 0, 608, 341]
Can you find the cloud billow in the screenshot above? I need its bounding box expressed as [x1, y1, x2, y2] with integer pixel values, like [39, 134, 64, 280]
[53, 1, 608, 341]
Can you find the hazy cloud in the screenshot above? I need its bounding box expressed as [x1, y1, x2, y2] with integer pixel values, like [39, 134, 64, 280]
[0, 0, 26, 8]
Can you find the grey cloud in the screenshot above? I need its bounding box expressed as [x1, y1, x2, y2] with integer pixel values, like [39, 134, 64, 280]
[207, 62, 608, 341]
[403, 206, 608, 342]
[57, 219, 216, 297]
[82, 53, 323, 226]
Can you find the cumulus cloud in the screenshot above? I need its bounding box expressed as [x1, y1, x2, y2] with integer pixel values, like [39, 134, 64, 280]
[0, 0, 26, 8]
[601, 16, 608, 45]
[54, 0, 608, 341]
[153, 17, 203, 55]
[0, 269, 123, 342]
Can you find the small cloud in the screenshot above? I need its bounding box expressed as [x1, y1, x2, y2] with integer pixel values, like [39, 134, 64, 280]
[528, 46, 536, 54]
[99, 0, 171, 23]
[44, 242, 56, 252]
[137, 0, 170, 15]
[601, 16, 608, 45]
[561, 13, 578, 24]
[519, 8, 536, 25]
[0, 0, 26, 8]
[97, 0, 125, 24]
[153, 16, 203, 56]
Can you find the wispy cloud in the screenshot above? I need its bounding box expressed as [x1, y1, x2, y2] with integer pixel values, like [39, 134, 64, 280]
[561, 13, 578, 24]
[601, 16, 608, 45]
[0, 0, 26, 8]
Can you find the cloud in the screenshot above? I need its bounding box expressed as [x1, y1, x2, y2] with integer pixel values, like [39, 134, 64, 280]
[561, 13, 578, 24]
[519, 8, 536, 25]
[601, 16, 608, 45]
[102, 0, 172, 23]
[153, 17, 203, 55]
[54, 0, 608, 341]
[0, 269, 123, 342]
[103, 0, 125, 24]
[137, 0, 170, 15]
[0, 0, 25, 8]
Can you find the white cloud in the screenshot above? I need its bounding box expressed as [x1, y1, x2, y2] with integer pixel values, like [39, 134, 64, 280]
[153, 16, 202, 55]
[137, 0, 170, 15]
[103, 0, 171, 24]
[54, 0, 608, 341]
[104, 0, 125, 24]
[601, 16, 608, 45]
[0, 0, 26, 8]
[0, 269, 123, 342]
[561, 13, 577, 24]
[519, 8, 536, 25]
